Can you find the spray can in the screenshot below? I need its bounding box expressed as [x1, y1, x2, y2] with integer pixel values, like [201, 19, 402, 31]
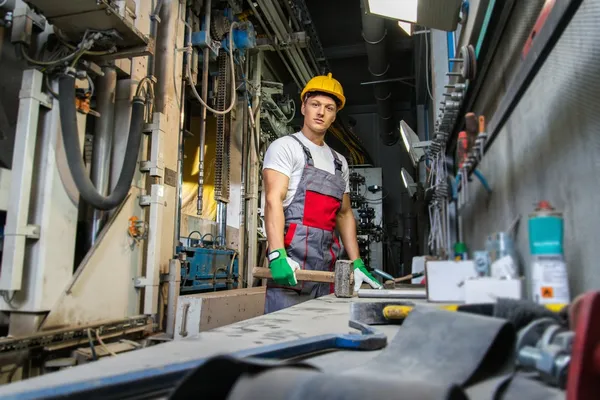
[528, 201, 570, 304]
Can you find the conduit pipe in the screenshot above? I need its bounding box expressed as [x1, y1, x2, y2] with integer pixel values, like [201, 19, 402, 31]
[361, 12, 399, 146]
[58, 75, 145, 210]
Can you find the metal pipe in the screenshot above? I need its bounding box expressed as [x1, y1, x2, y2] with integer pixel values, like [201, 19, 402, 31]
[360, 76, 415, 86]
[268, 0, 315, 78]
[361, 10, 398, 146]
[238, 57, 249, 286]
[197, 0, 212, 215]
[147, 0, 164, 78]
[89, 67, 117, 245]
[216, 201, 227, 247]
[246, 0, 302, 89]
[165, 259, 180, 338]
[258, 0, 310, 83]
[175, 5, 189, 247]
[154, 0, 177, 114]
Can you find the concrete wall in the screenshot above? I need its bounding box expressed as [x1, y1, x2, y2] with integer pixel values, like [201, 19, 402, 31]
[461, 0, 600, 297]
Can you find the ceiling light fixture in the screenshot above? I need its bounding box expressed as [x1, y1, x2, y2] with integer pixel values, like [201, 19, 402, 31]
[400, 120, 430, 167]
[398, 20, 413, 36]
[363, 0, 463, 32]
[401, 168, 418, 198]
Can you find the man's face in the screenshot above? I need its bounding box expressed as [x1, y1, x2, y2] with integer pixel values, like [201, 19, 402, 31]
[301, 94, 337, 133]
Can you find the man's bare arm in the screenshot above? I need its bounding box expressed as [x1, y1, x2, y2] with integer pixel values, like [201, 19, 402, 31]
[263, 169, 289, 251]
[336, 193, 360, 260]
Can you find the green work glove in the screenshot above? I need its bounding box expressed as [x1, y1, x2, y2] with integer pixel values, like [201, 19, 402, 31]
[268, 249, 300, 286]
[353, 259, 382, 292]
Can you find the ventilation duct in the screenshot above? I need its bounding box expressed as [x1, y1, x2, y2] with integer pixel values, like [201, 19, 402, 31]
[361, 12, 399, 146]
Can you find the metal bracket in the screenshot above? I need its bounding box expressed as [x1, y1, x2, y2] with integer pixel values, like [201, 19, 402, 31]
[141, 113, 165, 178]
[11, 5, 46, 46]
[139, 195, 151, 207]
[133, 277, 151, 288]
[23, 224, 40, 239]
[19, 87, 52, 110]
[413, 140, 432, 149]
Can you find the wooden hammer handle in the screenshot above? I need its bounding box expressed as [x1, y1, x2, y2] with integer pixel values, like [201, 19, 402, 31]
[252, 267, 335, 283]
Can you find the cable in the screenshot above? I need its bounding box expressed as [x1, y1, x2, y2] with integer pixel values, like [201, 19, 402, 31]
[424, 30, 435, 102]
[473, 169, 492, 193]
[87, 329, 98, 361]
[19, 44, 82, 66]
[187, 230, 203, 245]
[94, 330, 117, 357]
[58, 75, 146, 210]
[186, 22, 239, 115]
[201, 233, 215, 244]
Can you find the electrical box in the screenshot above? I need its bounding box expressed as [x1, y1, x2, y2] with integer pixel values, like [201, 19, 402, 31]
[24, 0, 151, 50]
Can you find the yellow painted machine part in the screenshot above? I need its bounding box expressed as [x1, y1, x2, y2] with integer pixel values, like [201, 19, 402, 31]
[181, 115, 217, 220]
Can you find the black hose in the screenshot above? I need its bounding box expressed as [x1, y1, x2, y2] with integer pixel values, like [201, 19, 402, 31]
[59, 75, 145, 210]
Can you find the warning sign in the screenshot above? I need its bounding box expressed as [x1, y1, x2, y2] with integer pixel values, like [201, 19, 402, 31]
[541, 286, 554, 298]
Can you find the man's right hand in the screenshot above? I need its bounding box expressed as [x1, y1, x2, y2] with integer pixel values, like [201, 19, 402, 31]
[268, 249, 300, 286]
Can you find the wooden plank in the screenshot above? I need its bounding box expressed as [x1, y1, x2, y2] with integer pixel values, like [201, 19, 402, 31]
[252, 267, 335, 283]
[175, 287, 266, 337]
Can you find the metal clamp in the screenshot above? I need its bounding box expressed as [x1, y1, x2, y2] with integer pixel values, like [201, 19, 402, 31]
[516, 318, 573, 388]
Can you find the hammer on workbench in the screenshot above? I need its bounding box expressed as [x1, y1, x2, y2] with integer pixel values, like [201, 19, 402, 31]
[253, 260, 355, 297]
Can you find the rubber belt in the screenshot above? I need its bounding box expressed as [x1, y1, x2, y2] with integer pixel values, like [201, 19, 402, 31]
[169, 307, 563, 399]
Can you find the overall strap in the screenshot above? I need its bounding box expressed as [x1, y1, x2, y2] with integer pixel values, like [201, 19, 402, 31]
[288, 135, 314, 166]
[329, 148, 343, 173]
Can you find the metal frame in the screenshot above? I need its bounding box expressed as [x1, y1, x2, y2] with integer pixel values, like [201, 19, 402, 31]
[0, 316, 150, 354]
[0, 69, 51, 293]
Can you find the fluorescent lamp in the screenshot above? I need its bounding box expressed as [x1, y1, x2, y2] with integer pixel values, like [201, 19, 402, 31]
[399, 120, 426, 167]
[364, 0, 463, 32]
[398, 21, 413, 36]
[367, 0, 418, 22]
[401, 170, 409, 188]
[401, 168, 418, 197]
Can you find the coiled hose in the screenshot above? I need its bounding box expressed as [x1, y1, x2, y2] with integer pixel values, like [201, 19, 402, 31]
[58, 74, 146, 210]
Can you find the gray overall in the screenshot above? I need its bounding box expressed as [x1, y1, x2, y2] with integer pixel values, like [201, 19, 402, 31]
[265, 135, 347, 314]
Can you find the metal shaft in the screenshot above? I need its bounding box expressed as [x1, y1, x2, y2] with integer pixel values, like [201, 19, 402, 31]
[197, 0, 211, 215]
[90, 66, 117, 245]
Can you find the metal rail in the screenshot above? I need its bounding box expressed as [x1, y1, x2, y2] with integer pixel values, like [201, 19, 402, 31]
[0, 316, 150, 354]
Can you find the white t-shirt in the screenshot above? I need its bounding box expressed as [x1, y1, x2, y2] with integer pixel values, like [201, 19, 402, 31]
[263, 132, 350, 207]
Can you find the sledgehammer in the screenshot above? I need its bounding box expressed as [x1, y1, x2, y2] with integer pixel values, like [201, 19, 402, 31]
[253, 259, 355, 297]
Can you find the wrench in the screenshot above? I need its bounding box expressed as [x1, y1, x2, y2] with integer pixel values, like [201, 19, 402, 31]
[234, 320, 387, 360]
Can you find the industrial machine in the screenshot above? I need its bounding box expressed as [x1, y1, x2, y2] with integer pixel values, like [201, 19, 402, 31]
[349, 167, 384, 270]
[177, 236, 239, 293]
[0, 0, 365, 384]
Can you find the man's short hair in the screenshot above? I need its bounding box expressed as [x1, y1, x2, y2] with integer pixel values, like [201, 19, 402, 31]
[303, 91, 342, 109]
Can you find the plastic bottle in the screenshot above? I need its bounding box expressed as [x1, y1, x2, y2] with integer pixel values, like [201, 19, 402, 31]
[528, 201, 570, 304]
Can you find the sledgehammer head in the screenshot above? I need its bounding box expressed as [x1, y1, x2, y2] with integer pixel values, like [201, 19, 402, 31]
[334, 260, 354, 298]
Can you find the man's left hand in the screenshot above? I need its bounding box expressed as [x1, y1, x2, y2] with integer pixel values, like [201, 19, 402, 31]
[352, 259, 382, 292]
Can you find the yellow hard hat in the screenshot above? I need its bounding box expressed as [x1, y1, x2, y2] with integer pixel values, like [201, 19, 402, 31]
[300, 73, 346, 110]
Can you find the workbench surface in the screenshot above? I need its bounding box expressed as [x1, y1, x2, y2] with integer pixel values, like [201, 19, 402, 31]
[0, 295, 412, 397]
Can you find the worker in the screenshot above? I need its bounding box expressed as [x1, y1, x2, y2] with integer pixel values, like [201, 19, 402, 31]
[262, 73, 381, 313]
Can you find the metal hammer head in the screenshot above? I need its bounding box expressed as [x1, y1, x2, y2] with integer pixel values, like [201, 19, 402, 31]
[334, 260, 354, 298]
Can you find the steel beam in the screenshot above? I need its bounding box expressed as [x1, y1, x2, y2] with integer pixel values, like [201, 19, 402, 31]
[0, 70, 50, 292]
